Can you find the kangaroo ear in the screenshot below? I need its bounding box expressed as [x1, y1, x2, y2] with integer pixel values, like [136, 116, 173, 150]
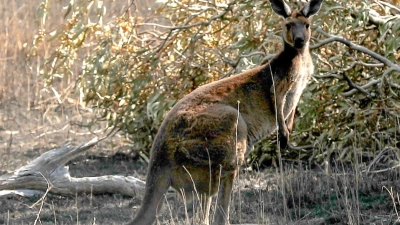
[301, 0, 323, 18]
[270, 0, 291, 18]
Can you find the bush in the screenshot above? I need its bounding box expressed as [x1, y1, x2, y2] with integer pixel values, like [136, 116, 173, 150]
[29, 0, 399, 165]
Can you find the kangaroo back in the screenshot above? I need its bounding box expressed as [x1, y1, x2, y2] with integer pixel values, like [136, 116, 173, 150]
[128, 0, 323, 224]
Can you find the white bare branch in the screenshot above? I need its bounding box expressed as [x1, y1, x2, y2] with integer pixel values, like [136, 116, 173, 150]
[0, 137, 145, 198]
[311, 28, 400, 72]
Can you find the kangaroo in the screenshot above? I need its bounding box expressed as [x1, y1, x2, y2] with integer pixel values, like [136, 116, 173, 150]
[128, 0, 323, 224]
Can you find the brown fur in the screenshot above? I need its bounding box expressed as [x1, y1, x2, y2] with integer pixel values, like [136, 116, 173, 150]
[128, 0, 323, 224]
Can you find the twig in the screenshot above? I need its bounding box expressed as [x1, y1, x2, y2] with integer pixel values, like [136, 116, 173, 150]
[363, 147, 400, 174]
[382, 186, 400, 221]
[314, 73, 342, 79]
[153, 0, 238, 57]
[311, 28, 400, 72]
[368, 9, 400, 26]
[32, 173, 52, 225]
[376, 0, 400, 14]
[342, 73, 371, 96]
[342, 78, 382, 97]
[342, 61, 384, 72]
[288, 143, 316, 151]
[169, 1, 236, 31]
[35, 124, 69, 139]
[364, 164, 400, 174]
[364, 147, 390, 173]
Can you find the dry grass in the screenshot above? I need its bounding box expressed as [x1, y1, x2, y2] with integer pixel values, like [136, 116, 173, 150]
[1, 1, 400, 225]
[0, 0, 82, 172]
[0, 0, 135, 172]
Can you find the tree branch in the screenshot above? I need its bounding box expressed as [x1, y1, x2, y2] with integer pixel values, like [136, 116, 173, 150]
[342, 78, 381, 97]
[342, 73, 371, 96]
[311, 28, 400, 72]
[377, 0, 400, 15]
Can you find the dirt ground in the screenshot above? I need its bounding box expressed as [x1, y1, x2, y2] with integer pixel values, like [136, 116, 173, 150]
[1, 131, 400, 225]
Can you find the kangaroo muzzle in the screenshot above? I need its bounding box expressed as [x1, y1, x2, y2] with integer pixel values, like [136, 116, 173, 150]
[294, 36, 305, 48]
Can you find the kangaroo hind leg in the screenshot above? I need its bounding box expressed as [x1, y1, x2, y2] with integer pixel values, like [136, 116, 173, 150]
[128, 167, 171, 225]
[212, 170, 235, 225]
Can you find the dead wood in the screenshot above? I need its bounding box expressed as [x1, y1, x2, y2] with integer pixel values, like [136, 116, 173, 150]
[0, 137, 145, 198]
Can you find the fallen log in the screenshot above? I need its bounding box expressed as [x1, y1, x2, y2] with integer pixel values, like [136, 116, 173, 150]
[0, 137, 145, 198]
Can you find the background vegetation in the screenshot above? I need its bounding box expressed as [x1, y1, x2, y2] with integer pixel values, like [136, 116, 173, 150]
[30, 0, 400, 164]
[1, 0, 399, 224]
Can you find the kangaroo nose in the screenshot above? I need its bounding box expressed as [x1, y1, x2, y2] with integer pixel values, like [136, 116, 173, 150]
[294, 37, 305, 48]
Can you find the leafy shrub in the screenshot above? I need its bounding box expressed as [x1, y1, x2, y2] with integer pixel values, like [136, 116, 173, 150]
[30, 0, 399, 165]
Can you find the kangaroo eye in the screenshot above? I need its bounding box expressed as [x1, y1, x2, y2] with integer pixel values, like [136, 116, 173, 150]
[286, 24, 291, 29]
[305, 24, 310, 29]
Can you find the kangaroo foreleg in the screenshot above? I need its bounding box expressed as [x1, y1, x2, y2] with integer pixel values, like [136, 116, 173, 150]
[286, 108, 296, 133]
[272, 78, 294, 149]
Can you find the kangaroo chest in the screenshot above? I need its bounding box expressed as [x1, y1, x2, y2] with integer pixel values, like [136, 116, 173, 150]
[284, 56, 313, 115]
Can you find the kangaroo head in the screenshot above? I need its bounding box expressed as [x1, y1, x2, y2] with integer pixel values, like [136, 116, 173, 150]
[270, 0, 323, 49]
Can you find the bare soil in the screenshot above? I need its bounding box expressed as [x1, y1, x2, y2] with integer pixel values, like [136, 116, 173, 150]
[1, 136, 399, 225]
